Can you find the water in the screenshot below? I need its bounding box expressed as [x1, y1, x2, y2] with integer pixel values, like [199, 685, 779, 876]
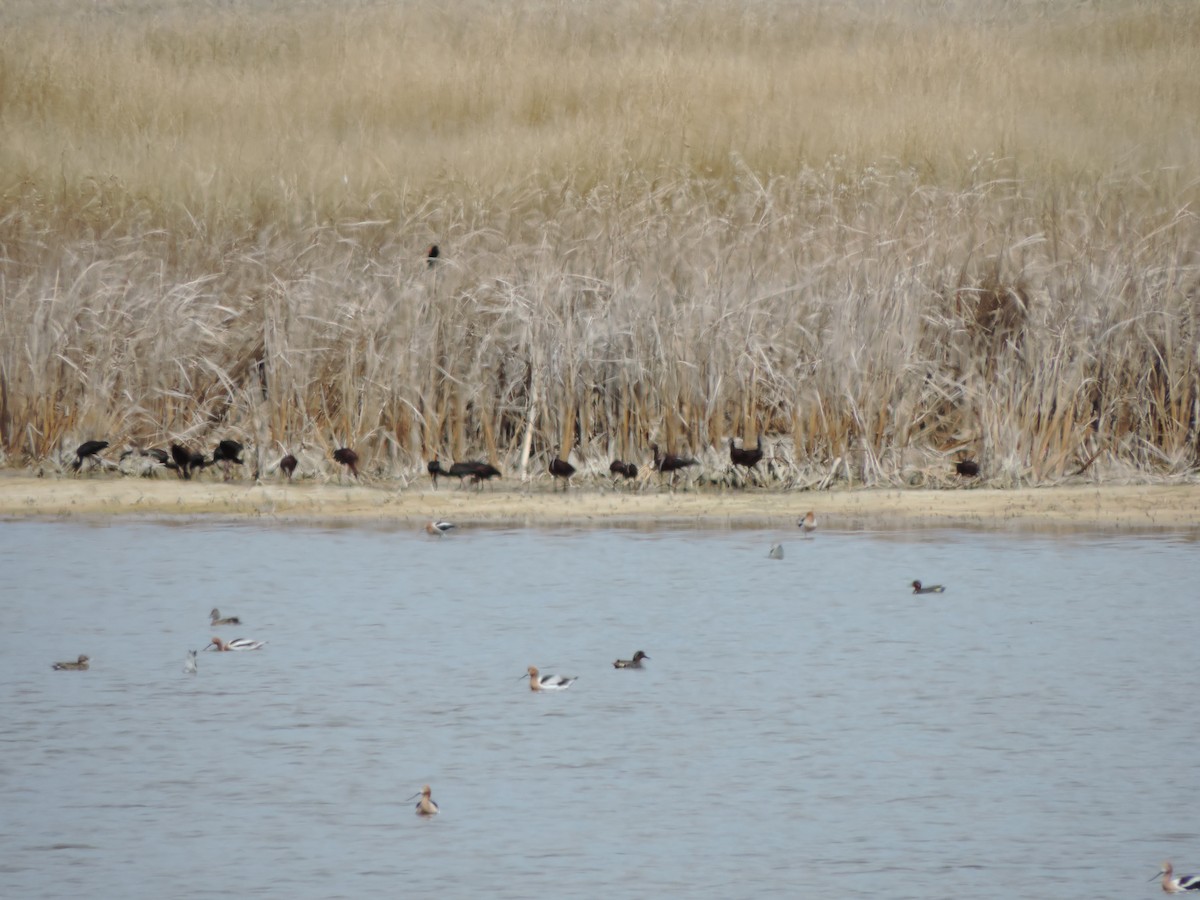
[1, 518, 1198, 898]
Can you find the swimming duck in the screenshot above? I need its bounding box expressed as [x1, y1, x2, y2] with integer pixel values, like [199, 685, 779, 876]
[911, 580, 946, 594]
[523, 666, 577, 691]
[768, 543, 784, 560]
[183, 649, 198, 674]
[210, 608, 241, 626]
[407, 784, 440, 816]
[613, 651, 650, 669]
[1151, 861, 1200, 893]
[52, 654, 89, 671]
[206, 636, 266, 651]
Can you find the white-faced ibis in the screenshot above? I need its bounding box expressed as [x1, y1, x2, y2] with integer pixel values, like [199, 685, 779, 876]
[609, 460, 638, 480]
[955, 459, 980, 478]
[613, 651, 650, 669]
[212, 439, 244, 480]
[549, 452, 576, 490]
[332, 447, 359, 480]
[650, 443, 698, 488]
[468, 462, 501, 487]
[169, 443, 206, 479]
[729, 436, 763, 471]
[426, 244, 440, 268]
[279, 453, 298, 481]
[425, 520, 456, 536]
[911, 580, 946, 594]
[52, 654, 89, 671]
[432, 459, 498, 489]
[407, 784, 439, 816]
[72, 440, 109, 472]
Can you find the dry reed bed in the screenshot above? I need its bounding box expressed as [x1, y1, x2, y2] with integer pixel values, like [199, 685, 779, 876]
[1, 0, 1198, 487]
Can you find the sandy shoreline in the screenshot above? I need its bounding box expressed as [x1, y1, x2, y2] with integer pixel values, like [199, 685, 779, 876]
[0, 473, 1197, 531]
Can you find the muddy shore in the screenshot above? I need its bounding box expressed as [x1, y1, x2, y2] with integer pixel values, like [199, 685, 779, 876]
[1, 473, 1196, 532]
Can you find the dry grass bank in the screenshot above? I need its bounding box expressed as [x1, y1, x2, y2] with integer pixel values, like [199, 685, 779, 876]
[1, 0, 1198, 487]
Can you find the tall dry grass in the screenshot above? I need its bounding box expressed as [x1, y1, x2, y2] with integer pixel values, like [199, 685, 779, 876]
[1, 0, 1198, 485]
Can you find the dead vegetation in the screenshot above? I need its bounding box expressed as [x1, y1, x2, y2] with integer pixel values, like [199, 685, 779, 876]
[1, 0, 1198, 488]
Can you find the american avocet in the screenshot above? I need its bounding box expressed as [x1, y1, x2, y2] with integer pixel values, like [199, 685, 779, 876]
[425, 520, 456, 536]
[768, 543, 784, 559]
[407, 784, 440, 816]
[1152, 861, 1200, 893]
[183, 649, 198, 674]
[210, 608, 241, 626]
[613, 650, 650, 669]
[911, 580, 946, 594]
[52, 654, 89, 671]
[206, 636, 266, 651]
[523, 666, 577, 691]
[798, 510, 817, 533]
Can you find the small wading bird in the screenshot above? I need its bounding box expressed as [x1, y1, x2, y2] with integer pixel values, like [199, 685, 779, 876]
[206, 636, 266, 651]
[408, 784, 440, 816]
[425, 520, 456, 536]
[183, 649, 198, 675]
[768, 543, 784, 560]
[279, 453, 298, 481]
[650, 443, 698, 488]
[798, 511, 817, 534]
[210, 608, 241, 626]
[1152, 861, 1200, 893]
[332, 447, 359, 480]
[549, 452, 576, 491]
[955, 459, 980, 478]
[729, 436, 764, 483]
[911, 580, 946, 594]
[52, 654, 90, 671]
[72, 440, 109, 472]
[426, 244, 440, 268]
[523, 666, 577, 692]
[212, 439, 244, 480]
[613, 651, 649, 669]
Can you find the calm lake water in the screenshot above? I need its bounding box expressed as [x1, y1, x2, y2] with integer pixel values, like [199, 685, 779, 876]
[1, 517, 1198, 899]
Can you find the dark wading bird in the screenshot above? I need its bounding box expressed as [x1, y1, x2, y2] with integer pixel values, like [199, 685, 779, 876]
[430, 459, 501, 490]
[169, 443, 206, 479]
[332, 447, 359, 480]
[650, 443, 698, 488]
[549, 452, 576, 491]
[955, 459, 980, 478]
[212, 440, 244, 480]
[72, 440, 109, 472]
[729, 436, 764, 484]
[279, 453, 298, 481]
[609, 460, 638, 482]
